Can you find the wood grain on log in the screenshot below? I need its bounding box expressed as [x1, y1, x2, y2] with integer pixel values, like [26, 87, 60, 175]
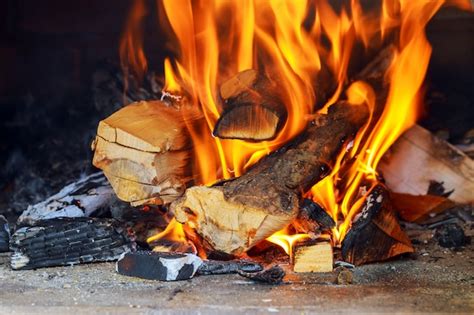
[92, 100, 201, 205]
[379, 125, 474, 204]
[293, 241, 333, 273]
[213, 69, 287, 141]
[173, 102, 369, 255]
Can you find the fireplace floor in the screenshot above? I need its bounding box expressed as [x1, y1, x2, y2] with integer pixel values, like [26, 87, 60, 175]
[0, 240, 472, 314]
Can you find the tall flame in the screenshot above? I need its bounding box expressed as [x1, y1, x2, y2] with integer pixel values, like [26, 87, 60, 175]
[120, 0, 471, 251]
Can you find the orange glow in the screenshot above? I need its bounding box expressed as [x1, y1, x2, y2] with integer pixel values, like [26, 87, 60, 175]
[147, 218, 186, 244]
[123, 0, 472, 252]
[266, 227, 310, 262]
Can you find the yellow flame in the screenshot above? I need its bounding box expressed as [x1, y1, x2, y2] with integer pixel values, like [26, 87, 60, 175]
[266, 228, 310, 261]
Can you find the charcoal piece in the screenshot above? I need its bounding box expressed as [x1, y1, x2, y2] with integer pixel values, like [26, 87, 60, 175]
[116, 251, 203, 281]
[238, 265, 285, 284]
[299, 199, 336, 230]
[17, 172, 116, 225]
[10, 218, 135, 270]
[197, 260, 263, 275]
[434, 223, 470, 248]
[0, 216, 10, 252]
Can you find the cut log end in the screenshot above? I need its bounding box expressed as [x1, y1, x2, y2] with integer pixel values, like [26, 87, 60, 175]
[293, 241, 333, 273]
[213, 105, 282, 141]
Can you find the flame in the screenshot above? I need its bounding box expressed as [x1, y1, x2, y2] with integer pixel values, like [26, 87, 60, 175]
[266, 227, 310, 262]
[122, 1, 472, 253]
[147, 218, 186, 244]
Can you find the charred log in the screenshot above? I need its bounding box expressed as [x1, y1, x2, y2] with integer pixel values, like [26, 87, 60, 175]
[10, 218, 135, 270]
[237, 265, 286, 284]
[341, 185, 414, 266]
[0, 216, 9, 253]
[214, 69, 287, 141]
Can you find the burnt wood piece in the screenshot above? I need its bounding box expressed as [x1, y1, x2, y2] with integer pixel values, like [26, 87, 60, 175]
[238, 265, 286, 285]
[10, 218, 135, 270]
[341, 185, 414, 266]
[117, 251, 203, 281]
[173, 102, 369, 255]
[116, 250, 262, 281]
[434, 223, 470, 248]
[299, 199, 336, 230]
[213, 69, 287, 141]
[0, 216, 9, 253]
[197, 260, 263, 275]
[17, 172, 116, 225]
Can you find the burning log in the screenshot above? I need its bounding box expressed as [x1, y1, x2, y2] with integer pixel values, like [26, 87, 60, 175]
[92, 100, 201, 206]
[10, 218, 135, 270]
[379, 124, 474, 204]
[17, 172, 116, 225]
[213, 69, 287, 141]
[173, 102, 369, 255]
[341, 185, 414, 266]
[116, 250, 263, 281]
[293, 241, 333, 273]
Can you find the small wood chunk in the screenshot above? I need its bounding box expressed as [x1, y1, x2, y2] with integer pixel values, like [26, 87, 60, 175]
[214, 69, 287, 141]
[379, 125, 474, 204]
[293, 242, 333, 273]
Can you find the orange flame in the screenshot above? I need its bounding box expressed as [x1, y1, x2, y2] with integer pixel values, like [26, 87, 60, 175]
[266, 227, 310, 262]
[123, 0, 472, 253]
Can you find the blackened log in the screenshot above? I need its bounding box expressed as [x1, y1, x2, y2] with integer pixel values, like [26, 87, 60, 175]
[341, 185, 414, 265]
[299, 199, 336, 230]
[117, 251, 203, 281]
[17, 172, 116, 225]
[197, 260, 263, 275]
[214, 69, 287, 141]
[10, 218, 135, 270]
[238, 265, 286, 284]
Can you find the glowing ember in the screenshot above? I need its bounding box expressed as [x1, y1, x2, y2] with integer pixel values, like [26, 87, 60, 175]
[120, 0, 471, 255]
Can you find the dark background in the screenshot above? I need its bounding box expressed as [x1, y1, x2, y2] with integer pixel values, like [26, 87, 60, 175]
[0, 0, 472, 219]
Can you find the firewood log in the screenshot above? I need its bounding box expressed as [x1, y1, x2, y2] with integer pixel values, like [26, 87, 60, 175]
[172, 102, 369, 255]
[379, 124, 474, 204]
[10, 218, 135, 270]
[213, 69, 287, 141]
[341, 184, 414, 265]
[92, 100, 201, 205]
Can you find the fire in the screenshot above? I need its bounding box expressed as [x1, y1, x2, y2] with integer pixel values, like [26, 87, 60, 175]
[120, 1, 471, 253]
[266, 227, 310, 263]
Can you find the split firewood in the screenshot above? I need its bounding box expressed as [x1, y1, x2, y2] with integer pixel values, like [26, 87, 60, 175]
[213, 69, 287, 141]
[297, 199, 336, 231]
[341, 184, 414, 266]
[391, 192, 455, 223]
[116, 250, 263, 281]
[293, 241, 333, 273]
[92, 100, 201, 206]
[379, 124, 474, 204]
[17, 172, 116, 225]
[10, 218, 135, 270]
[173, 102, 369, 255]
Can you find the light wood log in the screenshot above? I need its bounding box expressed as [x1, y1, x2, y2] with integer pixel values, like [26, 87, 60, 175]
[293, 241, 333, 273]
[213, 69, 287, 141]
[172, 102, 369, 255]
[379, 124, 474, 204]
[92, 100, 200, 205]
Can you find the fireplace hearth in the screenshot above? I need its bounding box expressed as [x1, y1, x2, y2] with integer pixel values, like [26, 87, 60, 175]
[0, 0, 473, 313]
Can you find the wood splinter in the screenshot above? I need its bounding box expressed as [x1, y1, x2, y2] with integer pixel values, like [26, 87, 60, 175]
[213, 69, 287, 141]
